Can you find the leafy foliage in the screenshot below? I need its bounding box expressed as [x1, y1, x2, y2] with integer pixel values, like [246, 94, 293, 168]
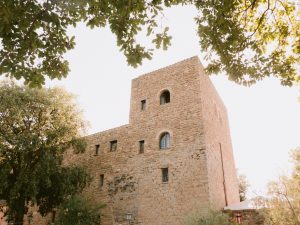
[259, 148, 300, 225]
[54, 195, 105, 225]
[196, 0, 299, 86]
[0, 81, 91, 225]
[0, 0, 299, 87]
[184, 210, 233, 225]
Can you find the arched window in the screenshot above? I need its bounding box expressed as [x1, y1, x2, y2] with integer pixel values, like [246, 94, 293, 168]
[160, 90, 170, 105]
[160, 132, 170, 149]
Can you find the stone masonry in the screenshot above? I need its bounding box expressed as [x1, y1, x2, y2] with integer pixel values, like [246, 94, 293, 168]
[45, 56, 239, 225]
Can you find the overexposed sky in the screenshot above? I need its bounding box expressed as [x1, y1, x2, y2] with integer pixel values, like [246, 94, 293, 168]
[46, 5, 300, 196]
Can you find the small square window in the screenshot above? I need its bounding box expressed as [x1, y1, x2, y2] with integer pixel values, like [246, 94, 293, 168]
[99, 174, 104, 188]
[110, 140, 117, 152]
[162, 168, 169, 182]
[139, 140, 145, 154]
[141, 100, 146, 110]
[95, 144, 100, 155]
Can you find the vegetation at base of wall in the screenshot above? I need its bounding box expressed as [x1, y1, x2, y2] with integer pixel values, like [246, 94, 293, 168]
[0, 0, 298, 87]
[53, 195, 105, 225]
[184, 210, 236, 225]
[0, 81, 91, 225]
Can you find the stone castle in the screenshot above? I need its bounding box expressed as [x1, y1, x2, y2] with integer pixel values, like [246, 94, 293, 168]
[64, 56, 239, 225]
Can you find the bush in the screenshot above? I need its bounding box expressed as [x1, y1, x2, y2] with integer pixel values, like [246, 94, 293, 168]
[184, 210, 234, 225]
[53, 196, 105, 225]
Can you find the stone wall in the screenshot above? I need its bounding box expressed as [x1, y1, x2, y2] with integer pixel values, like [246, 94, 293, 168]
[197, 62, 240, 209]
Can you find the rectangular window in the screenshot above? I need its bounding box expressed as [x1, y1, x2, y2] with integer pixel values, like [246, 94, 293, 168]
[141, 100, 146, 110]
[110, 140, 117, 152]
[139, 140, 145, 154]
[162, 168, 169, 183]
[99, 174, 104, 188]
[95, 144, 100, 155]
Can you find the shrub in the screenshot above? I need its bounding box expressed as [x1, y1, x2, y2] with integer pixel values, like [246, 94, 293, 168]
[54, 196, 105, 225]
[184, 210, 233, 225]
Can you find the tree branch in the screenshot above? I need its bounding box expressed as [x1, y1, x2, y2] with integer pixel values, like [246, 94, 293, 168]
[237, 0, 258, 14]
[281, 182, 300, 223]
[277, 0, 294, 29]
[247, 0, 271, 39]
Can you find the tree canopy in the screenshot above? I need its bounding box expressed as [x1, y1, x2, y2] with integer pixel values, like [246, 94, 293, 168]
[0, 81, 91, 225]
[260, 148, 300, 225]
[238, 173, 250, 202]
[0, 0, 299, 87]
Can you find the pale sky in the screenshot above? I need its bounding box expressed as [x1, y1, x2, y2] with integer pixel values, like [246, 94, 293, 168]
[46, 5, 300, 197]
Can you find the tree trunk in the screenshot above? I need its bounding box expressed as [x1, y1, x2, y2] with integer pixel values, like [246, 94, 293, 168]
[14, 210, 24, 225]
[13, 200, 25, 225]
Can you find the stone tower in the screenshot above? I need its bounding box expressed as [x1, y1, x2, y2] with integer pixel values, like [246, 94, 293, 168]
[64, 56, 239, 225]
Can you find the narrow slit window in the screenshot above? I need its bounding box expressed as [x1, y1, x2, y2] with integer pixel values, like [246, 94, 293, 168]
[110, 140, 117, 152]
[141, 99, 146, 111]
[95, 144, 100, 155]
[99, 174, 104, 188]
[139, 140, 145, 154]
[162, 168, 169, 182]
